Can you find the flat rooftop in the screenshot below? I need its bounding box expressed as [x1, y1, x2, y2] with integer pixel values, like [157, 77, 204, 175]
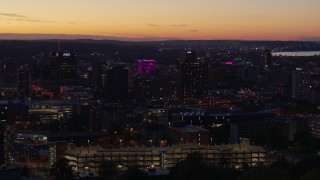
[172, 124, 209, 133]
[65, 143, 265, 156]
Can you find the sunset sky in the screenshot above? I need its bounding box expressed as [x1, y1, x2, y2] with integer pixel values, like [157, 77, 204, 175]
[1, 0, 320, 40]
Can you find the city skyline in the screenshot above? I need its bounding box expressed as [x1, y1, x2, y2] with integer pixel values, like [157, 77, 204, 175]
[1, 0, 320, 41]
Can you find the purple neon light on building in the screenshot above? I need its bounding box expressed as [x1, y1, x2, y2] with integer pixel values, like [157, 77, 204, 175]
[138, 59, 157, 73]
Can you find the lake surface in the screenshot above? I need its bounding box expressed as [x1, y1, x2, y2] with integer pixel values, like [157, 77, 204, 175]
[272, 51, 320, 56]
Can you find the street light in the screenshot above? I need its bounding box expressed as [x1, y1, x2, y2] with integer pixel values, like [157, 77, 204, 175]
[119, 139, 123, 147]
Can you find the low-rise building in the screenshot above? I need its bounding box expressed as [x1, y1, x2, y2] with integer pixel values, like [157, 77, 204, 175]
[169, 124, 210, 145]
[307, 115, 320, 139]
[60, 86, 94, 105]
[64, 139, 265, 172]
[26, 100, 78, 122]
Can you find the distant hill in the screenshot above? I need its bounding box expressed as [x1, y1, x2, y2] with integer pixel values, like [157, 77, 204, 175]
[0, 37, 320, 60]
[0, 40, 158, 61]
[0, 33, 179, 42]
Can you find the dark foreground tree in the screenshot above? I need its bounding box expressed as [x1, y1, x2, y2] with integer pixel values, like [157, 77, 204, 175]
[98, 161, 117, 180]
[171, 152, 205, 180]
[288, 156, 320, 179]
[170, 152, 239, 180]
[240, 166, 289, 180]
[21, 165, 29, 177]
[299, 168, 320, 180]
[117, 167, 148, 180]
[50, 158, 75, 180]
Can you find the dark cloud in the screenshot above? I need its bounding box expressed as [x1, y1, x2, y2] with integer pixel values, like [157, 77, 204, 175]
[0, 12, 55, 23]
[0, 33, 183, 41]
[0, 12, 28, 18]
[171, 24, 188, 27]
[147, 24, 161, 27]
[147, 23, 189, 28]
[189, 29, 199, 32]
[6, 18, 53, 23]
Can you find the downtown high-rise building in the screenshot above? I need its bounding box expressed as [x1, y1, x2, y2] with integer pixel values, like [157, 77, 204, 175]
[292, 70, 310, 99]
[50, 52, 77, 80]
[180, 51, 208, 99]
[106, 66, 128, 102]
[291, 70, 320, 104]
[17, 65, 31, 101]
[91, 62, 103, 90]
[137, 59, 157, 74]
[0, 120, 7, 165]
[263, 49, 272, 66]
[262, 49, 272, 71]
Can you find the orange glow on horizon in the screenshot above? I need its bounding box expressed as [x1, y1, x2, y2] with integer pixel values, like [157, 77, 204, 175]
[1, 0, 320, 41]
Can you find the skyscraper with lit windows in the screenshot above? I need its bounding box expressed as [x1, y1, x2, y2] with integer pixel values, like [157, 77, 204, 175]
[137, 59, 157, 74]
[106, 66, 128, 102]
[180, 51, 208, 99]
[0, 120, 7, 165]
[50, 52, 77, 80]
[17, 65, 30, 101]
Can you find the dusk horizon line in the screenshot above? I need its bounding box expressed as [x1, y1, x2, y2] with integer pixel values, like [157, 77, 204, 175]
[0, 33, 319, 42]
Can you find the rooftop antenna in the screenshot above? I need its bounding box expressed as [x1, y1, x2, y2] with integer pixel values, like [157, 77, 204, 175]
[58, 40, 61, 52]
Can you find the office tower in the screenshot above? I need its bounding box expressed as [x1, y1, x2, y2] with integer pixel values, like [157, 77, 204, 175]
[30, 62, 43, 81]
[50, 52, 77, 80]
[0, 100, 28, 124]
[0, 63, 8, 83]
[0, 120, 7, 165]
[137, 60, 157, 74]
[134, 75, 175, 100]
[292, 70, 310, 99]
[17, 65, 31, 101]
[185, 51, 196, 63]
[308, 115, 320, 139]
[106, 66, 128, 102]
[180, 51, 208, 99]
[91, 62, 103, 90]
[263, 49, 272, 67]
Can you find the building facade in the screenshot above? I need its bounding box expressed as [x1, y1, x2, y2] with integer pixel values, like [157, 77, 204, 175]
[50, 52, 77, 80]
[106, 66, 128, 102]
[64, 140, 265, 172]
[180, 51, 208, 99]
[17, 65, 31, 101]
[137, 60, 157, 74]
[0, 120, 7, 165]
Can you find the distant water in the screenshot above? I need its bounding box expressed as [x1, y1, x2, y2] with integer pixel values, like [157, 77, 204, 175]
[272, 51, 320, 56]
